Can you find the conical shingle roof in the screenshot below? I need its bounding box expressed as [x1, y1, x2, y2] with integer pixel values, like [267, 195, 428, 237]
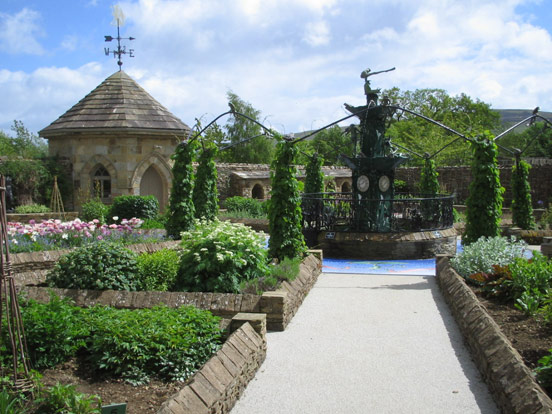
[40, 71, 190, 137]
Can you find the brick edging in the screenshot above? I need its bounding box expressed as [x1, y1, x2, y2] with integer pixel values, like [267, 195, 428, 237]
[436, 254, 552, 413]
[157, 319, 267, 414]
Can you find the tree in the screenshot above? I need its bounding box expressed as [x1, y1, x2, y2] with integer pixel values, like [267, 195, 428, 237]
[384, 88, 500, 166]
[463, 132, 504, 245]
[193, 141, 219, 221]
[309, 125, 353, 166]
[498, 122, 552, 158]
[220, 91, 275, 164]
[268, 137, 307, 261]
[165, 141, 196, 239]
[511, 159, 535, 229]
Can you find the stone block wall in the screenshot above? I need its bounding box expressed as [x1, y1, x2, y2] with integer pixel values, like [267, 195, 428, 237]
[436, 255, 552, 413]
[157, 320, 267, 414]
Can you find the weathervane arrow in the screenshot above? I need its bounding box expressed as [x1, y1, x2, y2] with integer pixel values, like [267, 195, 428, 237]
[104, 5, 135, 71]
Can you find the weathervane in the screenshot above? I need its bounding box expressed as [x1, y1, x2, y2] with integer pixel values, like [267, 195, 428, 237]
[104, 5, 135, 71]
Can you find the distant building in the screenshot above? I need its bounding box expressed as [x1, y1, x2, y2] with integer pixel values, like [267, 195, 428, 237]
[40, 71, 190, 211]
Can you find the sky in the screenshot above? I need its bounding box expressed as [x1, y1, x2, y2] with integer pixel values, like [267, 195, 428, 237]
[1, 0, 552, 137]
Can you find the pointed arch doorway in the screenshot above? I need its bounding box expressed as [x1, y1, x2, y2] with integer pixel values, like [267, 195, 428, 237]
[140, 165, 166, 211]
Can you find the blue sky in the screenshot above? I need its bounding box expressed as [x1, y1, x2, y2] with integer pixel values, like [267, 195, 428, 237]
[1, 0, 552, 136]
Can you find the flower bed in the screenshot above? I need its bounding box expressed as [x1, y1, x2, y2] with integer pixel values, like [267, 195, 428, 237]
[8, 217, 164, 253]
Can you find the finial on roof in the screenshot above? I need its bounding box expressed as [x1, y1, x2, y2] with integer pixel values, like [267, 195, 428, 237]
[104, 6, 135, 71]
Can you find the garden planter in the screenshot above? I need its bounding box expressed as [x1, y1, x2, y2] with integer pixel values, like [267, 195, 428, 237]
[436, 255, 552, 413]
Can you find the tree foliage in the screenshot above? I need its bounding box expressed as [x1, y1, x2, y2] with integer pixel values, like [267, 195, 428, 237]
[419, 158, 440, 194]
[193, 141, 219, 221]
[511, 159, 535, 229]
[498, 122, 552, 158]
[304, 153, 324, 194]
[219, 91, 275, 164]
[463, 132, 505, 245]
[268, 137, 307, 260]
[166, 141, 196, 239]
[308, 125, 353, 166]
[384, 88, 500, 166]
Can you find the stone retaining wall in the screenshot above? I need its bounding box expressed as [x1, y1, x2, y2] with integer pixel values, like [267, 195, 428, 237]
[17, 252, 322, 331]
[157, 316, 267, 414]
[436, 255, 552, 413]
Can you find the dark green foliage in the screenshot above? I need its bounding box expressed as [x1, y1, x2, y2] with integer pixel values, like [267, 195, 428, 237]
[109, 195, 159, 221]
[268, 139, 307, 260]
[536, 350, 552, 389]
[46, 241, 140, 291]
[219, 91, 275, 164]
[419, 158, 439, 194]
[35, 383, 101, 413]
[80, 199, 109, 223]
[309, 125, 353, 166]
[85, 305, 222, 384]
[175, 219, 269, 293]
[166, 141, 196, 239]
[223, 196, 266, 218]
[1, 295, 88, 370]
[193, 142, 219, 221]
[0, 159, 49, 206]
[511, 159, 535, 230]
[384, 88, 500, 166]
[463, 133, 504, 245]
[394, 179, 409, 193]
[136, 249, 180, 291]
[304, 153, 324, 194]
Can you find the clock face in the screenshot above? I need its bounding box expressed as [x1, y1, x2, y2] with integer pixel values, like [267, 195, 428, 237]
[357, 175, 369, 192]
[379, 175, 390, 192]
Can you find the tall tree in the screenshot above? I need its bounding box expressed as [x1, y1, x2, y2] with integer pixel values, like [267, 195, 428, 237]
[309, 125, 353, 166]
[384, 88, 500, 166]
[220, 91, 275, 164]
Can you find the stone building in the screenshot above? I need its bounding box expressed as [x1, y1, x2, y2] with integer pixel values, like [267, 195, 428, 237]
[39, 71, 191, 211]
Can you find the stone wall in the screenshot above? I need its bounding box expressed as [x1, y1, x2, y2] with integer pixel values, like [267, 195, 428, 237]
[16, 251, 322, 331]
[157, 319, 266, 414]
[395, 162, 552, 206]
[436, 255, 552, 413]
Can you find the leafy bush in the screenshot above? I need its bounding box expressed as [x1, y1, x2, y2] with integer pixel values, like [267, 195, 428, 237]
[536, 350, 552, 389]
[451, 236, 527, 278]
[174, 218, 269, 293]
[538, 204, 552, 230]
[14, 204, 50, 214]
[35, 383, 101, 414]
[511, 159, 535, 229]
[47, 241, 140, 291]
[109, 195, 159, 221]
[137, 249, 180, 291]
[80, 199, 109, 224]
[224, 196, 266, 218]
[140, 213, 167, 229]
[19, 295, 89, 369]
[394, 179, 409, 193]
[240, 256, 302, 294]
[509, 253, 552, 306]
[85, 305, 222, 384]
[193, 142, 219, 221]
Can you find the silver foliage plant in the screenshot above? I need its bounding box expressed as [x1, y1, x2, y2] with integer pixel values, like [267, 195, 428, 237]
[451, 236, 528, 278]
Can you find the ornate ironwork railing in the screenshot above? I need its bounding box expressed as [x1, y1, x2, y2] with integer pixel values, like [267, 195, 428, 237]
[301, 192, 454, 233]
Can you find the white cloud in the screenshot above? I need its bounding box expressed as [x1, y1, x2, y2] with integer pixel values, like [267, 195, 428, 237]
[303, 21, 331, 46]
[0, 8, 45, 55]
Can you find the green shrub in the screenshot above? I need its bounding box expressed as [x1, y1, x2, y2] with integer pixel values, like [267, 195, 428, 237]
[174, 218, 269, 293]
[511, 159, 535, 229]
[80, 199, 109, 224]
[35, 383, 101, 414]
[137, 249, 180, 291]
[46, 241, 140, 291]
[269, 256, 301, 282]
[14, 204, 51, 214]
[240, 256, 302, 294]
[538, 204, 552, 230]
[509, 253, 552, 304]
[140, 214, 167, 229]
[0, 389, 22, 414]
[109, 195, 159, 221]
[536, 350, 552, 389]
[394, 179, 409, 193]
[85, 305, 222, 384]
[224, 196, 266, 218]
[451, 236, 527, 278]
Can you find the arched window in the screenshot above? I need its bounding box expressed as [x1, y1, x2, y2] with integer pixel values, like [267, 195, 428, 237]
[341, 181, 351, 193]
[252, 183, 265, 199]
[92, 166, 111, 199]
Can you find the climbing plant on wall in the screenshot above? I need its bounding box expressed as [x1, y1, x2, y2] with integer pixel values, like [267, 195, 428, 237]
[463, 132, 504, 245]
[166, 141, 196, 239]
[419, 157, 439, 195]
[511, 158, 535, 230]
[193, 141, 219, 221]
[268, 136, 307, 261]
